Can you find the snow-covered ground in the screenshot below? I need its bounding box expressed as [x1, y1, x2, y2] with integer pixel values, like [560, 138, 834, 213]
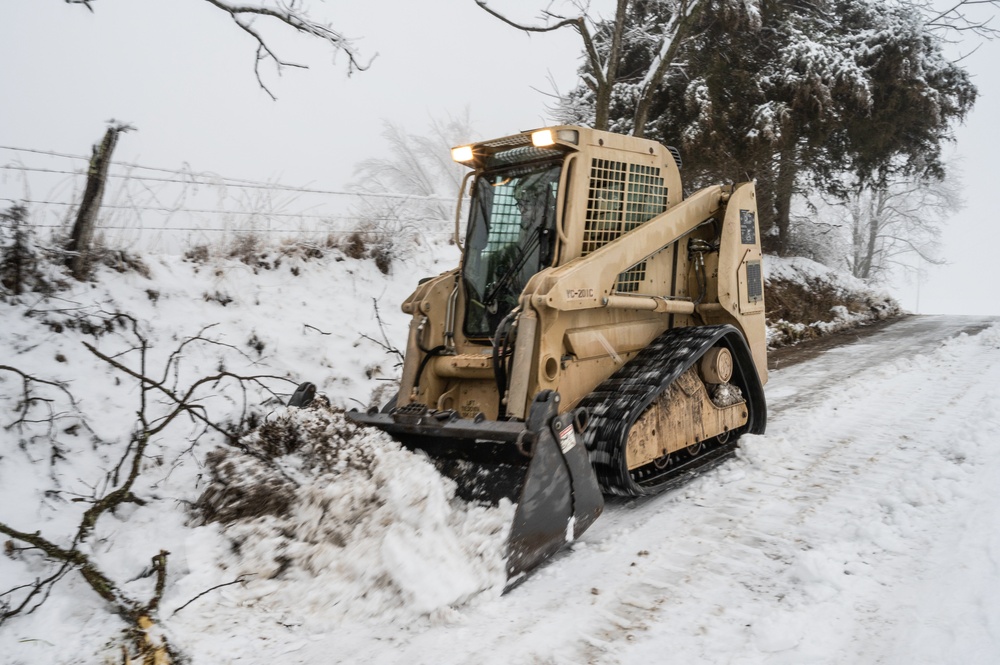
[2, 244, 999, 664]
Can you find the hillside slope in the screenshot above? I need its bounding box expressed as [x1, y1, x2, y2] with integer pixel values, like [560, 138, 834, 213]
[1, 245, 932, 664]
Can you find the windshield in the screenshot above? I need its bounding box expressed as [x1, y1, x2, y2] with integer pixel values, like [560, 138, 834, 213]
[462, 160, 562, 338]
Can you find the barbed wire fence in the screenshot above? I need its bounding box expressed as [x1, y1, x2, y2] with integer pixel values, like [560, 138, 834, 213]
[0, 145, 461, 255]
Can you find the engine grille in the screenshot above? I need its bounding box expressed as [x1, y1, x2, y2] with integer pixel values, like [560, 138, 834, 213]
[582, 159, 668, 293]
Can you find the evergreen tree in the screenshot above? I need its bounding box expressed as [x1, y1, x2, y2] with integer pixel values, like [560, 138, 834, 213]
[560, 0, 976, 256]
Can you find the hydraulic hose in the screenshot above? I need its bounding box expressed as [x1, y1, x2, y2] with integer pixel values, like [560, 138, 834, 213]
[492, 309, 519, 418]
[414, 345, 447, 393]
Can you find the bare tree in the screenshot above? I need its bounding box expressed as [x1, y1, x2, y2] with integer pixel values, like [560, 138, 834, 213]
[919, 0, 1000, 38]
[346, 115, 473, 271]
[65, 0, 374, 99]
[475, 0, 718, 137]
[843, 172, 961, 283]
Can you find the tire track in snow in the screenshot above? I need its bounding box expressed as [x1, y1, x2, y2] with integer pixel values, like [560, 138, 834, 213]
[564, 316, 1000, 664]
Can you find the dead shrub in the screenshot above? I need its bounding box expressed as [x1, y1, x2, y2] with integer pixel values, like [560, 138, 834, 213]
[371, 244, 392, 275]
[184, 244, 211, 264]
[342, 231, 368, 259]
[99, 248, 151, 278]
[277, 238, 324, 261]
[196, 448, 298, 524]
[194, 403, 380, 526]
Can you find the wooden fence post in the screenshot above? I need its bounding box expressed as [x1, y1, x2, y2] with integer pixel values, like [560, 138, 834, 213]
[66, 122, 133, 280]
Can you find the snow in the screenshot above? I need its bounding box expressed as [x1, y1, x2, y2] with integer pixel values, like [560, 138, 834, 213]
[765, 254, 900, 346]
[184, 405, 512, 633]
[765, 254, 868, 291]
[2, 240, 1000, 664]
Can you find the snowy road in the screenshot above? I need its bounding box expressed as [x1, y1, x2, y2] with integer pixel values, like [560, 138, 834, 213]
[313, 315, 1000, 665]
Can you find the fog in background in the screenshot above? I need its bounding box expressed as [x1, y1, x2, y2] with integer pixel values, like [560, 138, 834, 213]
[1, 0, 997, 314]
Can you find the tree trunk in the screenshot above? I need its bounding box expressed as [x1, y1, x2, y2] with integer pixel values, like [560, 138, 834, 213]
[862, 214, 879, 280]
[66, 124, 131, 280]
[861, 188, 888, 281]
[771, 144, 798, 256]
[632, 0, 704, 138]
[849, 199, 869, 280]
[593, 0, 629, 131]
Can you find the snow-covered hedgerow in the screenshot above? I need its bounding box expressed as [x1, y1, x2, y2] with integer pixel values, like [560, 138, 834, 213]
[765, 255, 901, 348]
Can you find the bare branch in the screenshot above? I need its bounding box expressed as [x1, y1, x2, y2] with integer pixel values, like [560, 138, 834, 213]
[0, 522, 140, 621]
[0, 562, 73, 624]
[63, 0, 94, 12]
[67, 0, 375, 98]
[924, 0, 1000, 38]
[202, 0, 372, 77]
[475, 1, 607, 92]
[359, 298, 404, 364]
[81, 339, 288, 441]
[475, 0, 581, 33]
[170, 574, 252, 615]
[0, 365, 82, 431]
[303, 323, 332, 335]
[0, 316, 301, 661]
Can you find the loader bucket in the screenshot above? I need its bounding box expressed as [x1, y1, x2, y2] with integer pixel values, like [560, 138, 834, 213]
[347, 390, 604, 586]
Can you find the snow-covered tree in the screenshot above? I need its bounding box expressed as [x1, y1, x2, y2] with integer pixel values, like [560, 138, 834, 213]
[556, 0, 983, 257]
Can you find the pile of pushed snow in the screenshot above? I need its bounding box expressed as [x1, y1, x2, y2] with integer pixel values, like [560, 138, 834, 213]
[184, 403, 513, 629]
[764, 255, 900, 347]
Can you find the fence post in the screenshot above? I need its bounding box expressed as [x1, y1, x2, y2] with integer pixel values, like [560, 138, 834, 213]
[66, 122, 134, 280]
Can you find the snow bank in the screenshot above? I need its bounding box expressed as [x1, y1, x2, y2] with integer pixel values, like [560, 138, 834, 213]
[182, 404, 512, 634]
[765, 254, 864, 289]
[765, 255, 900, 347]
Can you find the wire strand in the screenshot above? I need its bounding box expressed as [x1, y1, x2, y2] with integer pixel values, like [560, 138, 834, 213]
[0, 147, 455, 201]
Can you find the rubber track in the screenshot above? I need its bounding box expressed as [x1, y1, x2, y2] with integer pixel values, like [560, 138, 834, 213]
[579, 325, 765, 496]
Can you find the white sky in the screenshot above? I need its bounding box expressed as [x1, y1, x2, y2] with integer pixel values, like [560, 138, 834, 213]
[896, 34, 1000, 316]
[1, 0, 998, 314]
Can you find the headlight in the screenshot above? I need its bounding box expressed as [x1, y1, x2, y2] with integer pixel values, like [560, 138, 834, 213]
[531, 129, 555, 147]
[451, 145, 474, 163]
[531, 128, 579, 147]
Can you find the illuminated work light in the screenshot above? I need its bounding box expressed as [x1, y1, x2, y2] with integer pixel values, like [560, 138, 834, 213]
[531, 128, 580, 147]
[531, 129, 556, 147]
[451, 145, 474, 163]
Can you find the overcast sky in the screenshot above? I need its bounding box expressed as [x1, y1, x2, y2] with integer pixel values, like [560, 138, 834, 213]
[1, 0, 998, 315]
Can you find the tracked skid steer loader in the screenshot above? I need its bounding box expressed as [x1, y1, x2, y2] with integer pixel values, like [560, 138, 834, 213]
[294, 126, 767, 587]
